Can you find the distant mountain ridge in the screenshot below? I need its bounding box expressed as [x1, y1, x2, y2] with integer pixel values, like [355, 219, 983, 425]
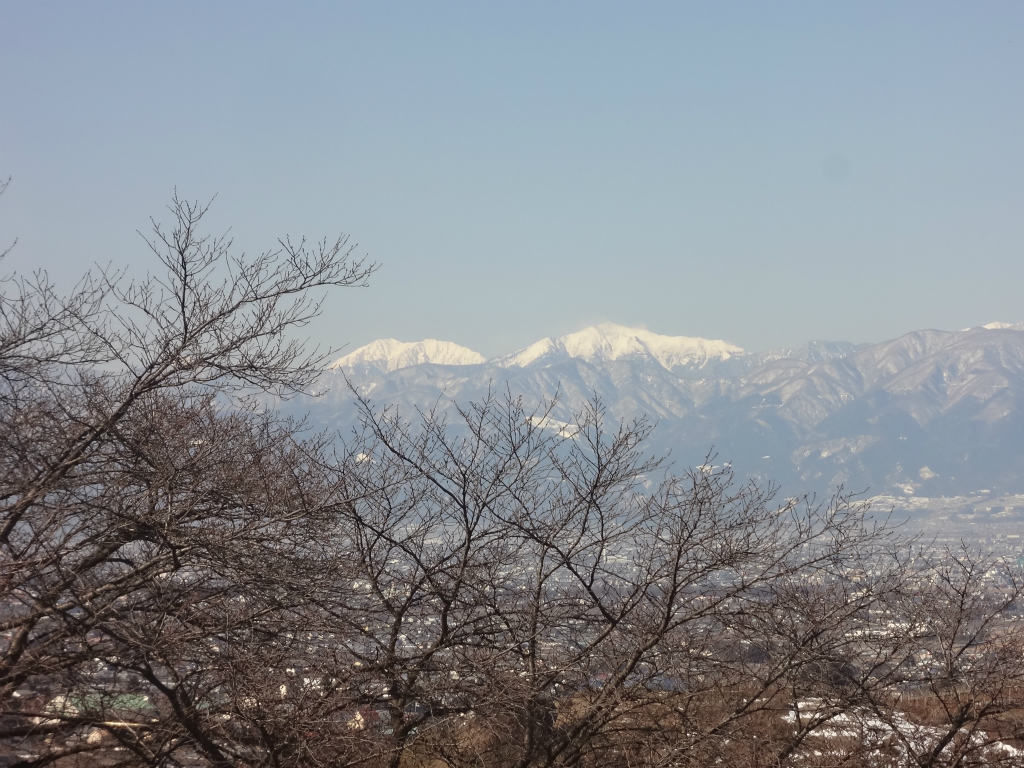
[304, 322, 1024, 517]
[330, 338, 485, 372]
[495, 322, 744, 370]
[333, 322, 745, 373]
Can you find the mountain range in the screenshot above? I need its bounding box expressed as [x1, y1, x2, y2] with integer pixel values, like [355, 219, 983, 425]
[294, 322, 1024, 522]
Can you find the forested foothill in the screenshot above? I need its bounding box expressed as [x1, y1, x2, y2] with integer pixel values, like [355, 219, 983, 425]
[2, 198, 1023, 767]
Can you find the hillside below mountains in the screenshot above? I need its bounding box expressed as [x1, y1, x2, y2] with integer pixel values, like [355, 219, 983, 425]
[302, 322, 1024, 518]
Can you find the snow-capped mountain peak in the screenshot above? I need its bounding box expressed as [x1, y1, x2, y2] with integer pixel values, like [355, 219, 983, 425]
[329, 338, 485, 373]
[500, 323, 744, 370]
[979, 321, 1024, 331]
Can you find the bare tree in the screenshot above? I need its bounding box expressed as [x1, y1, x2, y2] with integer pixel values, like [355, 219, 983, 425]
[0, 196, 373, 766]
[851, 546, 1024, 768]
[336, 392, 945, 768]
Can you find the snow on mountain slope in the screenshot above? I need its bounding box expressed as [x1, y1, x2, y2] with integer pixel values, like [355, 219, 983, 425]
[498, 323, 744, 370]
[295, 322, 1024, 501]
[974, 321, 1024, 331]
[329, 338, 485, 372]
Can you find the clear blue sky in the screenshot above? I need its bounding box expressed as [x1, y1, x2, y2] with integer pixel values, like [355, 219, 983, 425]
[2, 1, 1023, 357]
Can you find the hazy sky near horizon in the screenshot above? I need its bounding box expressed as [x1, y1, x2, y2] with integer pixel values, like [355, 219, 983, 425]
[2, 2, 1023, 358]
